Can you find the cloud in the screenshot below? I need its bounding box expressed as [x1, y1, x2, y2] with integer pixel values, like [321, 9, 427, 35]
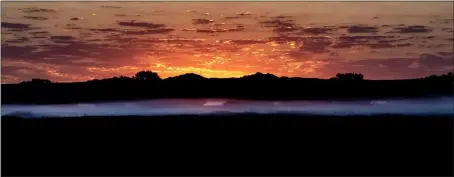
[70, 17, 85, 21]
[236, 12, 252, 16]
[117, 21, 166, 29]
[218, 39, 267, 45]
[23, 16, 48, 20]
[260, 18, 299, 33]
[88, 28, 120, 32]
[100, 5, 121, 9]
[388, 25, 432, 33]
[192, 19, 215, 25]
[1, 45, 38, 58]
[347, 25, 379, 33]
[19, 8, 56, 13]
[195, 28, 243, 33]
[224, 16, 241, 20]
[330, 35, 409, 49]
[300, 26, 338, 35]
[1, 22, 32, 30]
[50, 35, 76, 43]
[4, 37, 29, 44]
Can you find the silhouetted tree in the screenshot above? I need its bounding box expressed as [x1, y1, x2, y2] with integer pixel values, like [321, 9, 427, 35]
[331, 73, 364, 81]
[424, 72, 454, 81]
[241, 72, 279, 80]
[134, 71, 161, 81]
[166, 73, 206, 81]
[20, 78, 52, 85]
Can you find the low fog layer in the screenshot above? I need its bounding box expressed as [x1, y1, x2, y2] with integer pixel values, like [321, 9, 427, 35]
[2, 97, 453, 118]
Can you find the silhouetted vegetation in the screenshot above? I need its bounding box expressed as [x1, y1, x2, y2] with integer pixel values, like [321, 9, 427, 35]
[134, 70, 161, 81]
[20, 78, 52, 85]
[2, 71, 453, 104]
[424, 72, 453, 81]
[330, 73, 364, 81]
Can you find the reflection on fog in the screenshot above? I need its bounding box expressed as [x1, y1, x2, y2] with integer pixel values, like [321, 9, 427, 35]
[2, 97, 453, 118]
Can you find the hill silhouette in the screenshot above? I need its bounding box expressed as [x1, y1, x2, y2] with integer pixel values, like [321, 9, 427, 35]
[2, 71, 453, 104]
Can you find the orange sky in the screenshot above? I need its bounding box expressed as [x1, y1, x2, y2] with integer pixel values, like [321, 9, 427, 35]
[1, 2, 453, 83]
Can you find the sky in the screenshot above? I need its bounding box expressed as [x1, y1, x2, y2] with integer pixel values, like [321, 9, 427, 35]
[1, 2, 453, 83]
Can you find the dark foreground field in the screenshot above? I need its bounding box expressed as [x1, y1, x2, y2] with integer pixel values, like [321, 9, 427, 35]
[2, 114, 453, 176]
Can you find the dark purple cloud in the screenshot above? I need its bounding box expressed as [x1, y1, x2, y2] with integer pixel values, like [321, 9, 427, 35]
[347, 25, 379, 33]
[100, 5, 121, 9]
[388, 25, 432, 33]
[19, 8, 56, 13]
[2, 22, 31, 29]
[300, 26, 338, 35]
[117, 21, 166, 29]
[192, 19, 215, 25]
[23, 16, 48, 20]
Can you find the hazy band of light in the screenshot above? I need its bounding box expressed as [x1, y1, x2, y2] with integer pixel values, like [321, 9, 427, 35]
[2, 97, 453, 118]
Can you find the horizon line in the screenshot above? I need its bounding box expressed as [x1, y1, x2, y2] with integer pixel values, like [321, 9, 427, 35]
[4, 71, 452, 84]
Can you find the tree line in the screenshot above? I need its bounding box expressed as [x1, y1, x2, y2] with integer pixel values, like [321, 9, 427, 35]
[3, 71, 453, 104]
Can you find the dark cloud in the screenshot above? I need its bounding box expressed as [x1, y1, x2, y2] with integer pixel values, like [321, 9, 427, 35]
[4, 37, 29, 44]
[268, 36, 303, 44]
[66, 27, 83, 30]
[219, 39, 267, 45]
[441, 28, 453, 32]
[422, 36, 435, 39]
[70, 17, 84, 21]
[394, 43, 412, 47]
[123, 28, 174, 35]
[1, 45, 38, 58]
[2, 22, 31, 30]
[418, 54, 453, 68]
[87, 28, 120, 33]
[300, 36, 333, 53]
[2, 40, 146, 69]
[331, 35, 394, 48]
[260, 19, 298, 31]
[431, 18, 454, 24]
[31, 36, 48, 39]
[23, 16, 48, 20]
[100, 5, 121, 9]
[19, 8, 56, 13]
[117, 20, 166, 29]
[388, 25, 432, 33]
[51, 35, 75, 40]
[274, 15, 292, 19]
[192, 19, 215, 25]
[224, 16, 241, 20]
[438, 52, 454, 57]
[194, 26, 244, 33]
[365, 43, 394, 49]
[420, 44, 446, 49]
[50, 36, 77, 43]
[299, 26, 338, 35]
[347, 25, 379, 33]
[236, 12, 252, 16]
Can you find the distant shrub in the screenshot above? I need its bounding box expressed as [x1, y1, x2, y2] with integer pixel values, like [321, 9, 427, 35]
[331, 73, 364, 81]
[20, 78, 52, 85]
[134, 70, 161, 81]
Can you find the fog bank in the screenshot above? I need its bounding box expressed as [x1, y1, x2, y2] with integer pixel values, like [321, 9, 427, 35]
[2, 97, 453, 118]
